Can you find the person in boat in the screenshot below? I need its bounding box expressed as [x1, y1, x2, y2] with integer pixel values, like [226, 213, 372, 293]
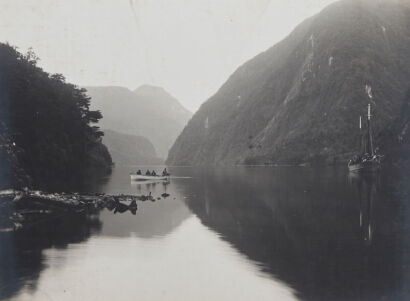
[162, 168, 168, 176]
[350, 155, 359, 165]
[374, 147, 380, 158]
[137, 170, 142, 175]
[145, 170, 151, 176]
[151, 170, 157, 176]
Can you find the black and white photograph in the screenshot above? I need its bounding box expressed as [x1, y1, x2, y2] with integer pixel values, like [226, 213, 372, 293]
[1, 0, 410, 300]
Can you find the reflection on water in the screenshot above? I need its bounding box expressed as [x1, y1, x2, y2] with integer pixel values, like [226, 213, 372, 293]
[0, 211, 101, 299]
[349, 172, 377, 245]
[99, 196, 191, 239]
[1, 165, 410, 300]
[177, 167, 410, 301]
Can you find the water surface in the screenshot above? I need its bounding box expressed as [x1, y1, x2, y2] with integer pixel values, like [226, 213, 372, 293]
[1, 165, 410, 300]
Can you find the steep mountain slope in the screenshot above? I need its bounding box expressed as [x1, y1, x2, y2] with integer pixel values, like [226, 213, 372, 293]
[86, 85, 192, 159]
[102, 129, 163, 165]
[167, 0, 410, 166]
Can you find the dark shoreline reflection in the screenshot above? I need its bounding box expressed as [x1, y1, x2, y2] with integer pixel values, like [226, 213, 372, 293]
[0, 211, 102, 300]
[0, 165, 190, 301]
[176, 166, 410, 301]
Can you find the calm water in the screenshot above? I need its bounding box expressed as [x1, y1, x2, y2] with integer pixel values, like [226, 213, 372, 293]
[1, 165, 410, 300]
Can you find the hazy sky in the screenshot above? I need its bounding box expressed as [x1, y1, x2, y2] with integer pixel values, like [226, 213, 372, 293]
[0, 0, 337, 112]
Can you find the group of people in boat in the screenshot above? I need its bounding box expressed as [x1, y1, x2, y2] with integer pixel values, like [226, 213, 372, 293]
[135, 168, 169, 177]
[348, 148, 381, 166]
[349, 153, 368, 165]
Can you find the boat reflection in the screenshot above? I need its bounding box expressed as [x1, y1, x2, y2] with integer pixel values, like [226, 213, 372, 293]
[131, 180, 170, 192]
[349, 172, 379, 245]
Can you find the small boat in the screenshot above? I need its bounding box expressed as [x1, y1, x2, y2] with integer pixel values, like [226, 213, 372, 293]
[130, 174, 170, 181]
[348, 104, 382, 172]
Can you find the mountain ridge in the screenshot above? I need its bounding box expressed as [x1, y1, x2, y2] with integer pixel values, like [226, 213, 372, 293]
[167, 0, 410, 166]
[86, 85, 192, 159]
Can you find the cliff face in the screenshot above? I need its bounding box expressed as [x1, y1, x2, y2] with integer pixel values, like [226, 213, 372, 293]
[167, 0, 410, 166]
[102, 129, 163, 165]
[87, 85, 192, 159]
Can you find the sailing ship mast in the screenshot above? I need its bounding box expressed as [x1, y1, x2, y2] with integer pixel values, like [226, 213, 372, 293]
[348, 103, 381, 172]
[367, 103, 374, 156]
[359, 115, 363, 153]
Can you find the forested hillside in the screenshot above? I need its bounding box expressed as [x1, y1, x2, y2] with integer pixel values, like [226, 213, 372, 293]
[167, 0, 410, 166]
[0, 43, 112, 190]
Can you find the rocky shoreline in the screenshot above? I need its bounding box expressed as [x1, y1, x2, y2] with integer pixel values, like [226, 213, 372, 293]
[0, 189, 170, 232]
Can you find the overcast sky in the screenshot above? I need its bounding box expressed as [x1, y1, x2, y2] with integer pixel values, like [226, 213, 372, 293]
[0, 0, 337, 112]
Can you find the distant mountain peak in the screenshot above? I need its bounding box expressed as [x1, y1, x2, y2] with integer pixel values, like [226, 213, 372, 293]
[134, 84, 172, 98]
[134, 84, 192, 114]
[86, 84, 192, 159]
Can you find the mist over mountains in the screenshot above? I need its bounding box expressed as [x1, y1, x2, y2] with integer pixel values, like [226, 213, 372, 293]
[86, 85, 192, 161]
[167, 0, 410, 166]
[102, 129, 163, 165]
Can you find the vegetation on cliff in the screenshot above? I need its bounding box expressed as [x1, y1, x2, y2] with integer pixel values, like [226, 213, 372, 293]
[0, 43, 112, 190]
[167, 0, 410, 166]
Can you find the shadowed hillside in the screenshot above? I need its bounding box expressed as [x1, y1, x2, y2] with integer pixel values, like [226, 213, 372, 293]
[167, 0, 410, 166]
[0, 44, 112, 190]
[102, 129, 163, 165]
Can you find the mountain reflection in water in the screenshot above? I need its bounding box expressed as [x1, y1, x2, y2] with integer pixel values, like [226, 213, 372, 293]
[177, 167, 410, 301]
[1, 165, 410, 300]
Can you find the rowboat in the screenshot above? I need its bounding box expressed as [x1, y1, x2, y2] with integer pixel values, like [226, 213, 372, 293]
[130, 174, 169, 181]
